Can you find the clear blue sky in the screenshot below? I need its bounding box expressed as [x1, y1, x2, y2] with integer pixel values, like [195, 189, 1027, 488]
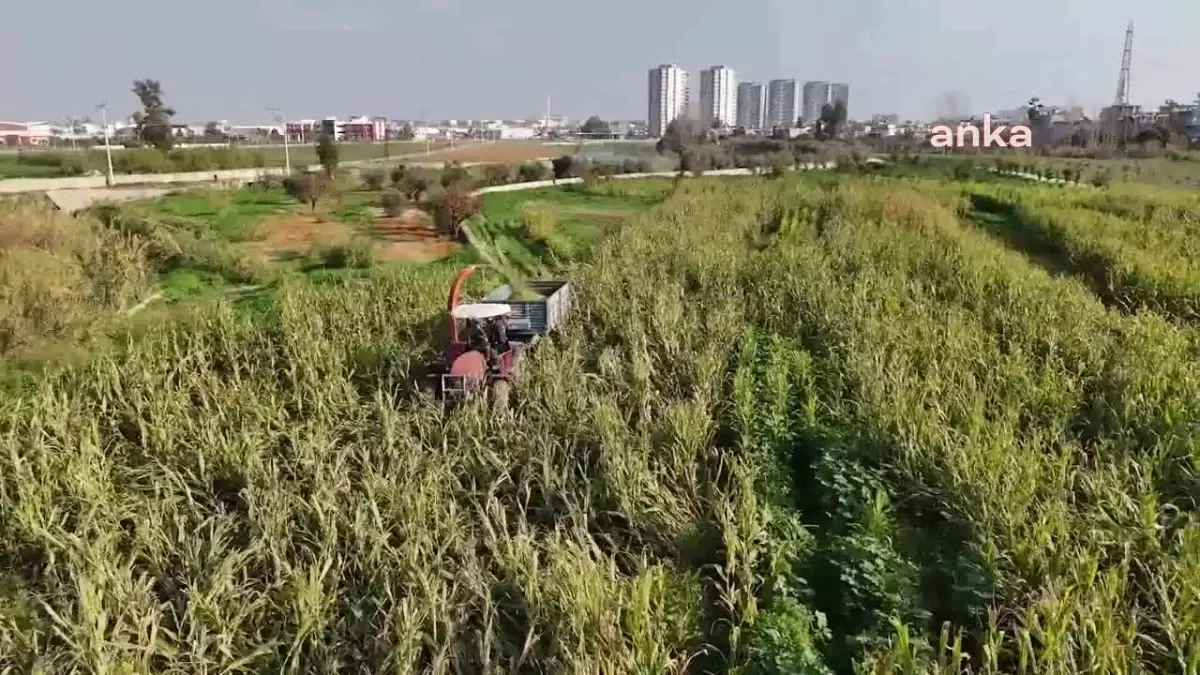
[3, 0, 1196, 123]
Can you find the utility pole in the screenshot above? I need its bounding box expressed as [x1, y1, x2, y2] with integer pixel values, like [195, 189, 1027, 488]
[1109, 21, 1134, 149]
[65, 117, 78, 151]
[96, 102, 115, 186]
[267, 106, 291, 174]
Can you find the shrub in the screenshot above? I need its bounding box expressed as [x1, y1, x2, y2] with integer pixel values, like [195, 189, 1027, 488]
[399, 173, 431, 202]
[520, 201, 558, 241]
[378, 189, 407, 217]
[481, 163, 513, 187]
[319, 238, 375, 269]
[768, 152, 791, 178]
[389, 164, 407, 186]
[440, 161, 471, 188]
[362, 169, 386, 191]
[516, 161, 549, 183]
[567, 157, 592, 179]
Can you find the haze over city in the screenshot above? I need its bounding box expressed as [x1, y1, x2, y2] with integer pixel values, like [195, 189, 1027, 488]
[2, 0, 1198, 122]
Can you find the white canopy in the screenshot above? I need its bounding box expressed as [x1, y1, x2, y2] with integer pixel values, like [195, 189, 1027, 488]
[451, 302, 511, 320]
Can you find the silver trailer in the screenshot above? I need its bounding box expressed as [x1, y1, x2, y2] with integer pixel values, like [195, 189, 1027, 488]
[483, 280, 571, 337]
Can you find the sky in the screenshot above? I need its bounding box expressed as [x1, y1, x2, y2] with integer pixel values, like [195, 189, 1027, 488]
[3, 0, 1197, 124]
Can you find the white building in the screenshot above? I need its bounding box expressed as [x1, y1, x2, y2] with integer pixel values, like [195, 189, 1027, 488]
[648, 64, 689, 138]
[736, 82, 765, 130]
[765, 79, 798, 129]
[699, 65, 737, 129]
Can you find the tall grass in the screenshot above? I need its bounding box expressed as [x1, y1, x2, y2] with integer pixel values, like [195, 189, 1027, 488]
[0, 198, 152, 355]
[1, 175, 1197, 673]
[969, 181, 1200, 322]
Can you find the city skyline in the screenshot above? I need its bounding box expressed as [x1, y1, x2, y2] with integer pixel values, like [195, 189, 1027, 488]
[3, 1, 1195, 123]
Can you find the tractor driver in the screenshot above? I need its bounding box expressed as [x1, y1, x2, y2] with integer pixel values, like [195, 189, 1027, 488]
[465, 318, 495, 369]
[488, 315, 509, 354]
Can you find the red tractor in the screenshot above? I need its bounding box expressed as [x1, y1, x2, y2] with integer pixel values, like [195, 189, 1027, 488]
[437, 265, 572, 406]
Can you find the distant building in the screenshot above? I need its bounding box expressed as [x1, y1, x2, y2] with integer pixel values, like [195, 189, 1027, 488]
[736, 81, 765, 130]
[341, 117, 386, 142]
[286, 120, 317, 143]
[0, 121, 54, 146]
[830, 83, 850, 114]
[699, 65, 737, 129]
[765, 79, 798, 129]
[648, 64, 689, 138]
[801, 81, 829, 123]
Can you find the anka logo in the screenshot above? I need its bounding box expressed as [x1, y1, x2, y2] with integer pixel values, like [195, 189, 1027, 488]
[929, 114, 1032, 149]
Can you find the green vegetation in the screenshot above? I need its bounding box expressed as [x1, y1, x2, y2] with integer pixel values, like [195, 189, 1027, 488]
[0, 141, 444, 179]
[3, 166, 1198, 673]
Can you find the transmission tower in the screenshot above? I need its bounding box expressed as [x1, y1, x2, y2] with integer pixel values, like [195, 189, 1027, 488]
[1111, 21, 1134, 145]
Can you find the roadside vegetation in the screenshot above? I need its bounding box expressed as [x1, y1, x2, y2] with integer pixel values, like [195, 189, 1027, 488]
[2, 159, 1198, 673]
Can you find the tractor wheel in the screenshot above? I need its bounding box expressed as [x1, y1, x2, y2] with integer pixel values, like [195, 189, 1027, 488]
[491, 380, 511, 410]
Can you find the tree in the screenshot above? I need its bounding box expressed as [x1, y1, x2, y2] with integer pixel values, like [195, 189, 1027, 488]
[390, 164, 407, 186]
[1026, 97, 1051, 146]
[399, 173, 429, 201]
[316, 132, 339, 176]
[440, 161, 471, 188]
[202, 121, 223, 140]
[397, 124, 415, 141]
[550, 155, 573, 183]
[131, 79, 176, 151]
[656, 118, 704, 180]
[283, 173, 330, 215]
[580, 115, 611, 137]
[433, 187, 481, 240]
[816, 101, 848, 140]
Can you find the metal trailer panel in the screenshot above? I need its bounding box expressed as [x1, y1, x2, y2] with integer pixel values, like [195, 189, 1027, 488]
[483, 280, 570, 335]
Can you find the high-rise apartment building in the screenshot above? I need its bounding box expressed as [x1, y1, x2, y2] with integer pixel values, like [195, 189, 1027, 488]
[765, 79, 798, 129]
[699, 66, 737, 128]
[647, 64, 689, 138]
[830, 83, 850, 112]
[736, 81, 765, 130]
[801, 81, 830, 123]
[802, 81, 850, 122]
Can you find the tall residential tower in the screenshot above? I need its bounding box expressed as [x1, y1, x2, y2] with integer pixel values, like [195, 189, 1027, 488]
[802, 81, 851, 122]
[648, 64, 689, 138]
[801, 81, 830, 123]
[765, 79, 798, 129]
[736, 81, 765, 130]
[699, 65, 738, 128]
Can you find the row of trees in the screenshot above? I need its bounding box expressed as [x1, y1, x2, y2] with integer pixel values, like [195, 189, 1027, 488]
[123, 79, 416, 152]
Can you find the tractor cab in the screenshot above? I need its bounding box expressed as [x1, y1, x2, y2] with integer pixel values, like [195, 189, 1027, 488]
[447, 302, 513, 370]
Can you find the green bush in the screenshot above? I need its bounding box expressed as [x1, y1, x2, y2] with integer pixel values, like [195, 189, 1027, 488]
[516, 161, 549, 182]
[378, 189, 407, 217]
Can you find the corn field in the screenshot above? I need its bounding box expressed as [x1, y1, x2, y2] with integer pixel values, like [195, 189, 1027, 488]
[1, 175, 1198, 674]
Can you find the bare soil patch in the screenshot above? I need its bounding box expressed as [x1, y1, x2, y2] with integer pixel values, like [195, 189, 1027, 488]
[370, 208, 459, 262]
[246, 211, 353, 256]
[240, 207, 457, 263]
